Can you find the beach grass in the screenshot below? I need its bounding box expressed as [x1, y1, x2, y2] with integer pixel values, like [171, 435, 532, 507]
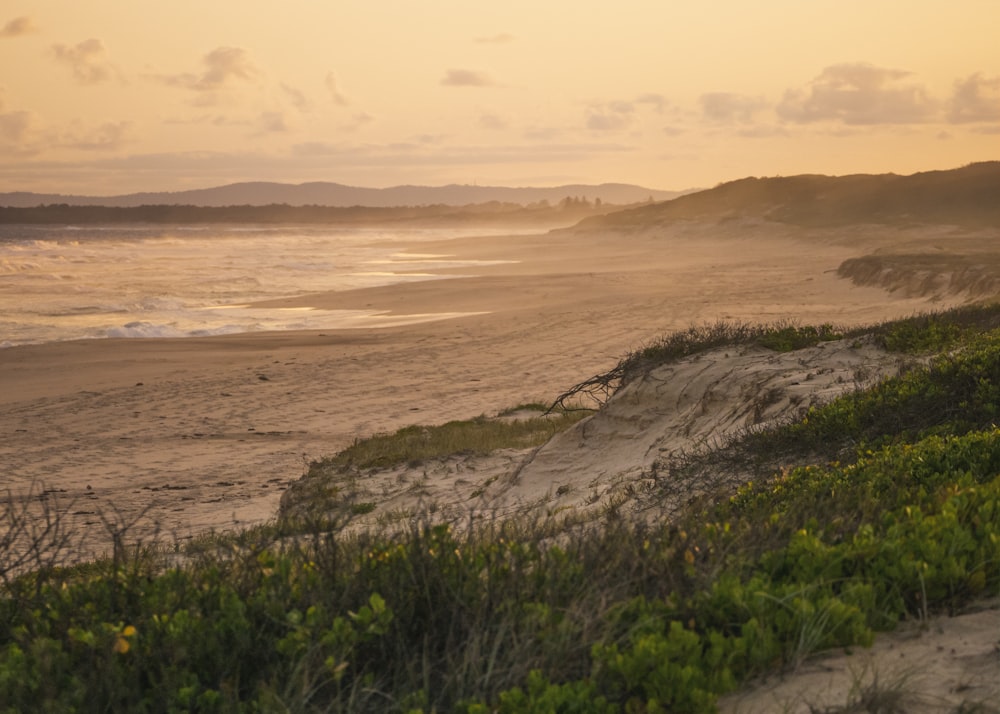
[314, 407, 589, 473]
[2, 304, 999, 712]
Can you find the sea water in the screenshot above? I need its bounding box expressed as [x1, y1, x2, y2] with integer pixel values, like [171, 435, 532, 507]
[0, 224, 517, 348]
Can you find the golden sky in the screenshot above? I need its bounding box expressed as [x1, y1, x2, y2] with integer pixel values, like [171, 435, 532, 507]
[1, 0, 999, 194]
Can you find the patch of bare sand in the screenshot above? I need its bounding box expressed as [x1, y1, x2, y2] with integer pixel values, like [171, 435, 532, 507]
[719, 601, 1000, 714]
[4, 220, 998, 700]
[0, 221, 985, 559]
[276, 311, 998, 714]
[502, 337, 913, 515]
[277, 329, 999, 714]
[279, 337, 914, 530]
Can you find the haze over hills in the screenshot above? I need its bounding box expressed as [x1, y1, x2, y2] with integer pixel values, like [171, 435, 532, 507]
[0, 182, 685, 209]
[573, 161, 1000, 231]
[3, 163, 997, 231]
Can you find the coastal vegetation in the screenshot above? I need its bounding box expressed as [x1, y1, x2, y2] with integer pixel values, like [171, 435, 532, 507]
[310, 407, 587, 473]
[2, 305, 1000, 712]
[0, 198, 629, 228]
[573, 161, 1000, 231]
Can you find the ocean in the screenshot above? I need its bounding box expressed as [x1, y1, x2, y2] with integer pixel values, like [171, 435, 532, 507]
[0, 224, 516, 348]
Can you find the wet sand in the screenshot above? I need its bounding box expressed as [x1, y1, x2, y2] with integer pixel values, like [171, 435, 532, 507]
[0, 221, 969, 555]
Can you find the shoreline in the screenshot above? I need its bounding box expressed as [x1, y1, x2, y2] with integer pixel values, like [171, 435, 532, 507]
[0, 221, 978, 557]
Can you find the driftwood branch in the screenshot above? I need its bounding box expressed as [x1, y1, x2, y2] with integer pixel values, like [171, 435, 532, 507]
[0, 484, 75, 585]
[548, 363, 626, 413]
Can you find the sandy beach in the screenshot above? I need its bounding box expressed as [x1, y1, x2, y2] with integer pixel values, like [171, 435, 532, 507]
[0, 221, 976, 555]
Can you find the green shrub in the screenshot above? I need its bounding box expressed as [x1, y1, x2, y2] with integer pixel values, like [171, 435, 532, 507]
[5, 314, 1000, 711]
[756, 323, 840, 352]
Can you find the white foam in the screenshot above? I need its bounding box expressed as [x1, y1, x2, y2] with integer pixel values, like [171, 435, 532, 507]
[0, 225, 527, 347]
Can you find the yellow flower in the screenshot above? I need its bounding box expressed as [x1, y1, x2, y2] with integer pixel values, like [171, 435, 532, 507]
[113, 624, 138, 653]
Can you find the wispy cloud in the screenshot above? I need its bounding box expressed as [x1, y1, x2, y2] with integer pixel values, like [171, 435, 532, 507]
[635, 93, 668, 113]
[51, 38, 118, 85]
[288, 140, 631, 168]
[0, 104, 35, 155]
[585, 94, 673, 132]
[325, 72, 349, 106]
[337, 112, 373, 132]
[479, 113, 508, 130]
[162, 114, 251, 128]
[0, 16, 38, 38]
[441, 69, 498, 87]
[948, 73, 1000, 123]
[281, 83, 310, 112]
[0, 139, 636, 193]
[154, 47, 258, 94]
[586, 101, 636, 131]
[700, 92, 766, 124]
[256, 112, 289, 134]
[778, 63, 937, 125]
[60, 121, 130, 151]
[523, 126, 562, 141]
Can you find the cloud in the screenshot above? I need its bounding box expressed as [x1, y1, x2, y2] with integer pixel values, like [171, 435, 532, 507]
[474, 33, 514, 44]
[162, 114, 252, 128]
[0, 140, 636, 193]
[60, 121, 130, 151]
[948, 73, 1000, 123]
[479, 113, 508, 130]
[325, 72, 348, 105]
[51, 38, 117, 85]
[0, 93, 46, 156]
[0, 110, 130, 155]
[287, 140, 631, 167]
[441, 69, 497, 87]
[586, 95, 672, 131]
[523, 126, 562, 141]
[586, 101, 635, 131]
[777, 63, 937, 125]
[256, 112, 289, 134]
[0, 16, 38, 38]
[0, 108, 34, 155]
[337, 112, 373, 132]
[281, 83, 310, 112]
[155, 47, 258, 93]
[700, 92, 766, 123]
[635, 93, 667, 113]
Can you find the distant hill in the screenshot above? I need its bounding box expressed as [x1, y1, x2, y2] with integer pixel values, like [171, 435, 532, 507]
[0, 182, 685, 208]
[573, 162, 1000, 231]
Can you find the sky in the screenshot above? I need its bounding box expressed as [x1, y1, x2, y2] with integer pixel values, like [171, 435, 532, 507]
[1, 0, 999, 195]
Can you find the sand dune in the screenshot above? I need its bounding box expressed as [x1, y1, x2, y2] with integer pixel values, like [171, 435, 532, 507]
[279, 336, 917, 528]
[272, 311, 1000, 713]
[0, 219, 988, 558]
[4, 215, 998, 706]
[575, 161, 1000, 231]
[718, 599, 1000, 713]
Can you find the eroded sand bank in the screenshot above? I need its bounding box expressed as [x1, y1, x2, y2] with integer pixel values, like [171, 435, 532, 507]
[0, 221, 982, 555]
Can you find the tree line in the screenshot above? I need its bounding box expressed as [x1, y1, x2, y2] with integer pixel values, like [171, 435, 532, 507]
[0, 198, 625, 225]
